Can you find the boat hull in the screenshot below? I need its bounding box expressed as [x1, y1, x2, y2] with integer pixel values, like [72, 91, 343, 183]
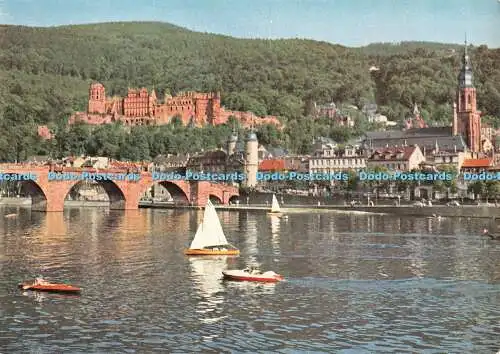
[267, 212, 282, 216]
[222, 271, 283, 282]
[184, 248, 240, 256]
[18, 283, 81, 294]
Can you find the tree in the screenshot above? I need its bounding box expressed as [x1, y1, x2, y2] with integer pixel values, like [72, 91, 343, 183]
[468, 181, 486, 200]
[437, 164, 458, 195]
[0, 104, 38, 162]
[344, 170, 358, 191]
[485, 181, 500, 201]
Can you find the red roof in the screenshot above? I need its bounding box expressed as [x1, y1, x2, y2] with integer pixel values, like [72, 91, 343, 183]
[461, 158, 492, 168]
[370, 146, 418, 161]
[259, 159, 285, 171]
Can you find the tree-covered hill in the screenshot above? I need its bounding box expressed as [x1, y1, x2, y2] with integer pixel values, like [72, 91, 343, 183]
[0, 21, 499, 160]
[357, 41, 466, 56]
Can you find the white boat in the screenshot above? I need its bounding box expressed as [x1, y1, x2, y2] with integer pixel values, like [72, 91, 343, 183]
[222, 267, 284, 282]
[184, 199, 239, 256]
[268, 194, 282, 214]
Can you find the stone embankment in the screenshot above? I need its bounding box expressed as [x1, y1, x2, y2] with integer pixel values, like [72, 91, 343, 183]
[2, 197, 497, 218]
[139, 201, 500, 218]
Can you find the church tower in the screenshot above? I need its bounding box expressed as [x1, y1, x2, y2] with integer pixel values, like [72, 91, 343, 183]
[454, 37, 481, 152]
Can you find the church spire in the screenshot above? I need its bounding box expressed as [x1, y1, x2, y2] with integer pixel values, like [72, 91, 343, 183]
[464, 33, 467, 56]
[463, 33, 470, 68]
[458, 34, 473, 88]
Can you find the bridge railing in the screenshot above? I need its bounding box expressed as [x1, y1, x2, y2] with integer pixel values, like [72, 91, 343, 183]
[54, 167, 140, 174]
[0, 163, 49, 170]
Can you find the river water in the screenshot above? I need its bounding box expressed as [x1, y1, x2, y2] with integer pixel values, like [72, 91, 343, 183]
[0, 206, 499, 353]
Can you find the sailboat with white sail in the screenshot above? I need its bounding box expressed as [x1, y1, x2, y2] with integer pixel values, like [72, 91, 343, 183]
[267, 194, 282, 215]
[184, 199, 240, 256]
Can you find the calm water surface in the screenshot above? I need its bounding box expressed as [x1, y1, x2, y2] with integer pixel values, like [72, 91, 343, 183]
[0, 207, 499, 353]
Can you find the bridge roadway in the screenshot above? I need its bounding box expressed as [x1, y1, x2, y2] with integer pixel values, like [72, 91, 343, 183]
[0, 164, 239, 212]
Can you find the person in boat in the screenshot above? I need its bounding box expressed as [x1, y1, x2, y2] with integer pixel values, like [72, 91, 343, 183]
[243, 267, 261, 275]
[210, 246, 227, 251]
[34, 277, 49, 285]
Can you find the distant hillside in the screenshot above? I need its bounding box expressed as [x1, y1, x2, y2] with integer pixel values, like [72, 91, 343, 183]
[0, 21, 499, 128]
[358, 41, 466, 56]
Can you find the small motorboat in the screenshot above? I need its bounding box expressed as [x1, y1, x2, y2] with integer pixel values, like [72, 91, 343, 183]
[222, 267, 284, 282]
[5, 213, 17, 218]
[18, 278, 81, 294]
[483, 228, 500, 240]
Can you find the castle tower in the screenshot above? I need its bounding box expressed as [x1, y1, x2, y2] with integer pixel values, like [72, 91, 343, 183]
[88, 83, 106, 114]
[148, 89, 157, 116]
[227, 130, 238, 156]
[210, 91, 222, 124]
[244, 131, 258, 188]
[194, 96, 209, 126]
[455, 36, 481, 152]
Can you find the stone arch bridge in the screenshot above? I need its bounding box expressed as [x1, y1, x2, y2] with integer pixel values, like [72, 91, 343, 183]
[0, 164, 239, 212]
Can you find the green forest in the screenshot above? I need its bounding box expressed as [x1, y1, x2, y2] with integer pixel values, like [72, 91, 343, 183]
[0, 22, 499, 161]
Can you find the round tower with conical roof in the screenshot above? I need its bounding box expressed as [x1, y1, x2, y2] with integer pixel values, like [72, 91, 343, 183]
[244, 131, 258, 187]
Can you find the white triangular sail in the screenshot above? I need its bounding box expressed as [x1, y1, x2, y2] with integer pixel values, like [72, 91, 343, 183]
[189, 200, 229, 249]
[271, 194, 281, 213]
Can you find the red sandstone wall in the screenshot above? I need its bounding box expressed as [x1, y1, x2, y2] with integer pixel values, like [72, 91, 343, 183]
[123, 88, 155, 117]
[88, 83, 106, 114]
[37, 125, 53, 140]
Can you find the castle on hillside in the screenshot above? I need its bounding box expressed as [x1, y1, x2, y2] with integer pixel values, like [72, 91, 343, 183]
[69, 83, 281, 128]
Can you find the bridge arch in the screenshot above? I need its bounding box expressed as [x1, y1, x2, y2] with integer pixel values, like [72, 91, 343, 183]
[144, 181, 190, 204]
[7, 177, 49, 211]
[64, 180, 126, 208]
[209, 194, 223, 204]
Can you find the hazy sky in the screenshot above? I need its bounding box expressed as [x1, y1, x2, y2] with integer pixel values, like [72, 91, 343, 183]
[1, 0, 499, 47]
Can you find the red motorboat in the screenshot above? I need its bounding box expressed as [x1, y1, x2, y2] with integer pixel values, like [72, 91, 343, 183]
[18, 278, 81, 294]
[222, 268, 284, 282]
